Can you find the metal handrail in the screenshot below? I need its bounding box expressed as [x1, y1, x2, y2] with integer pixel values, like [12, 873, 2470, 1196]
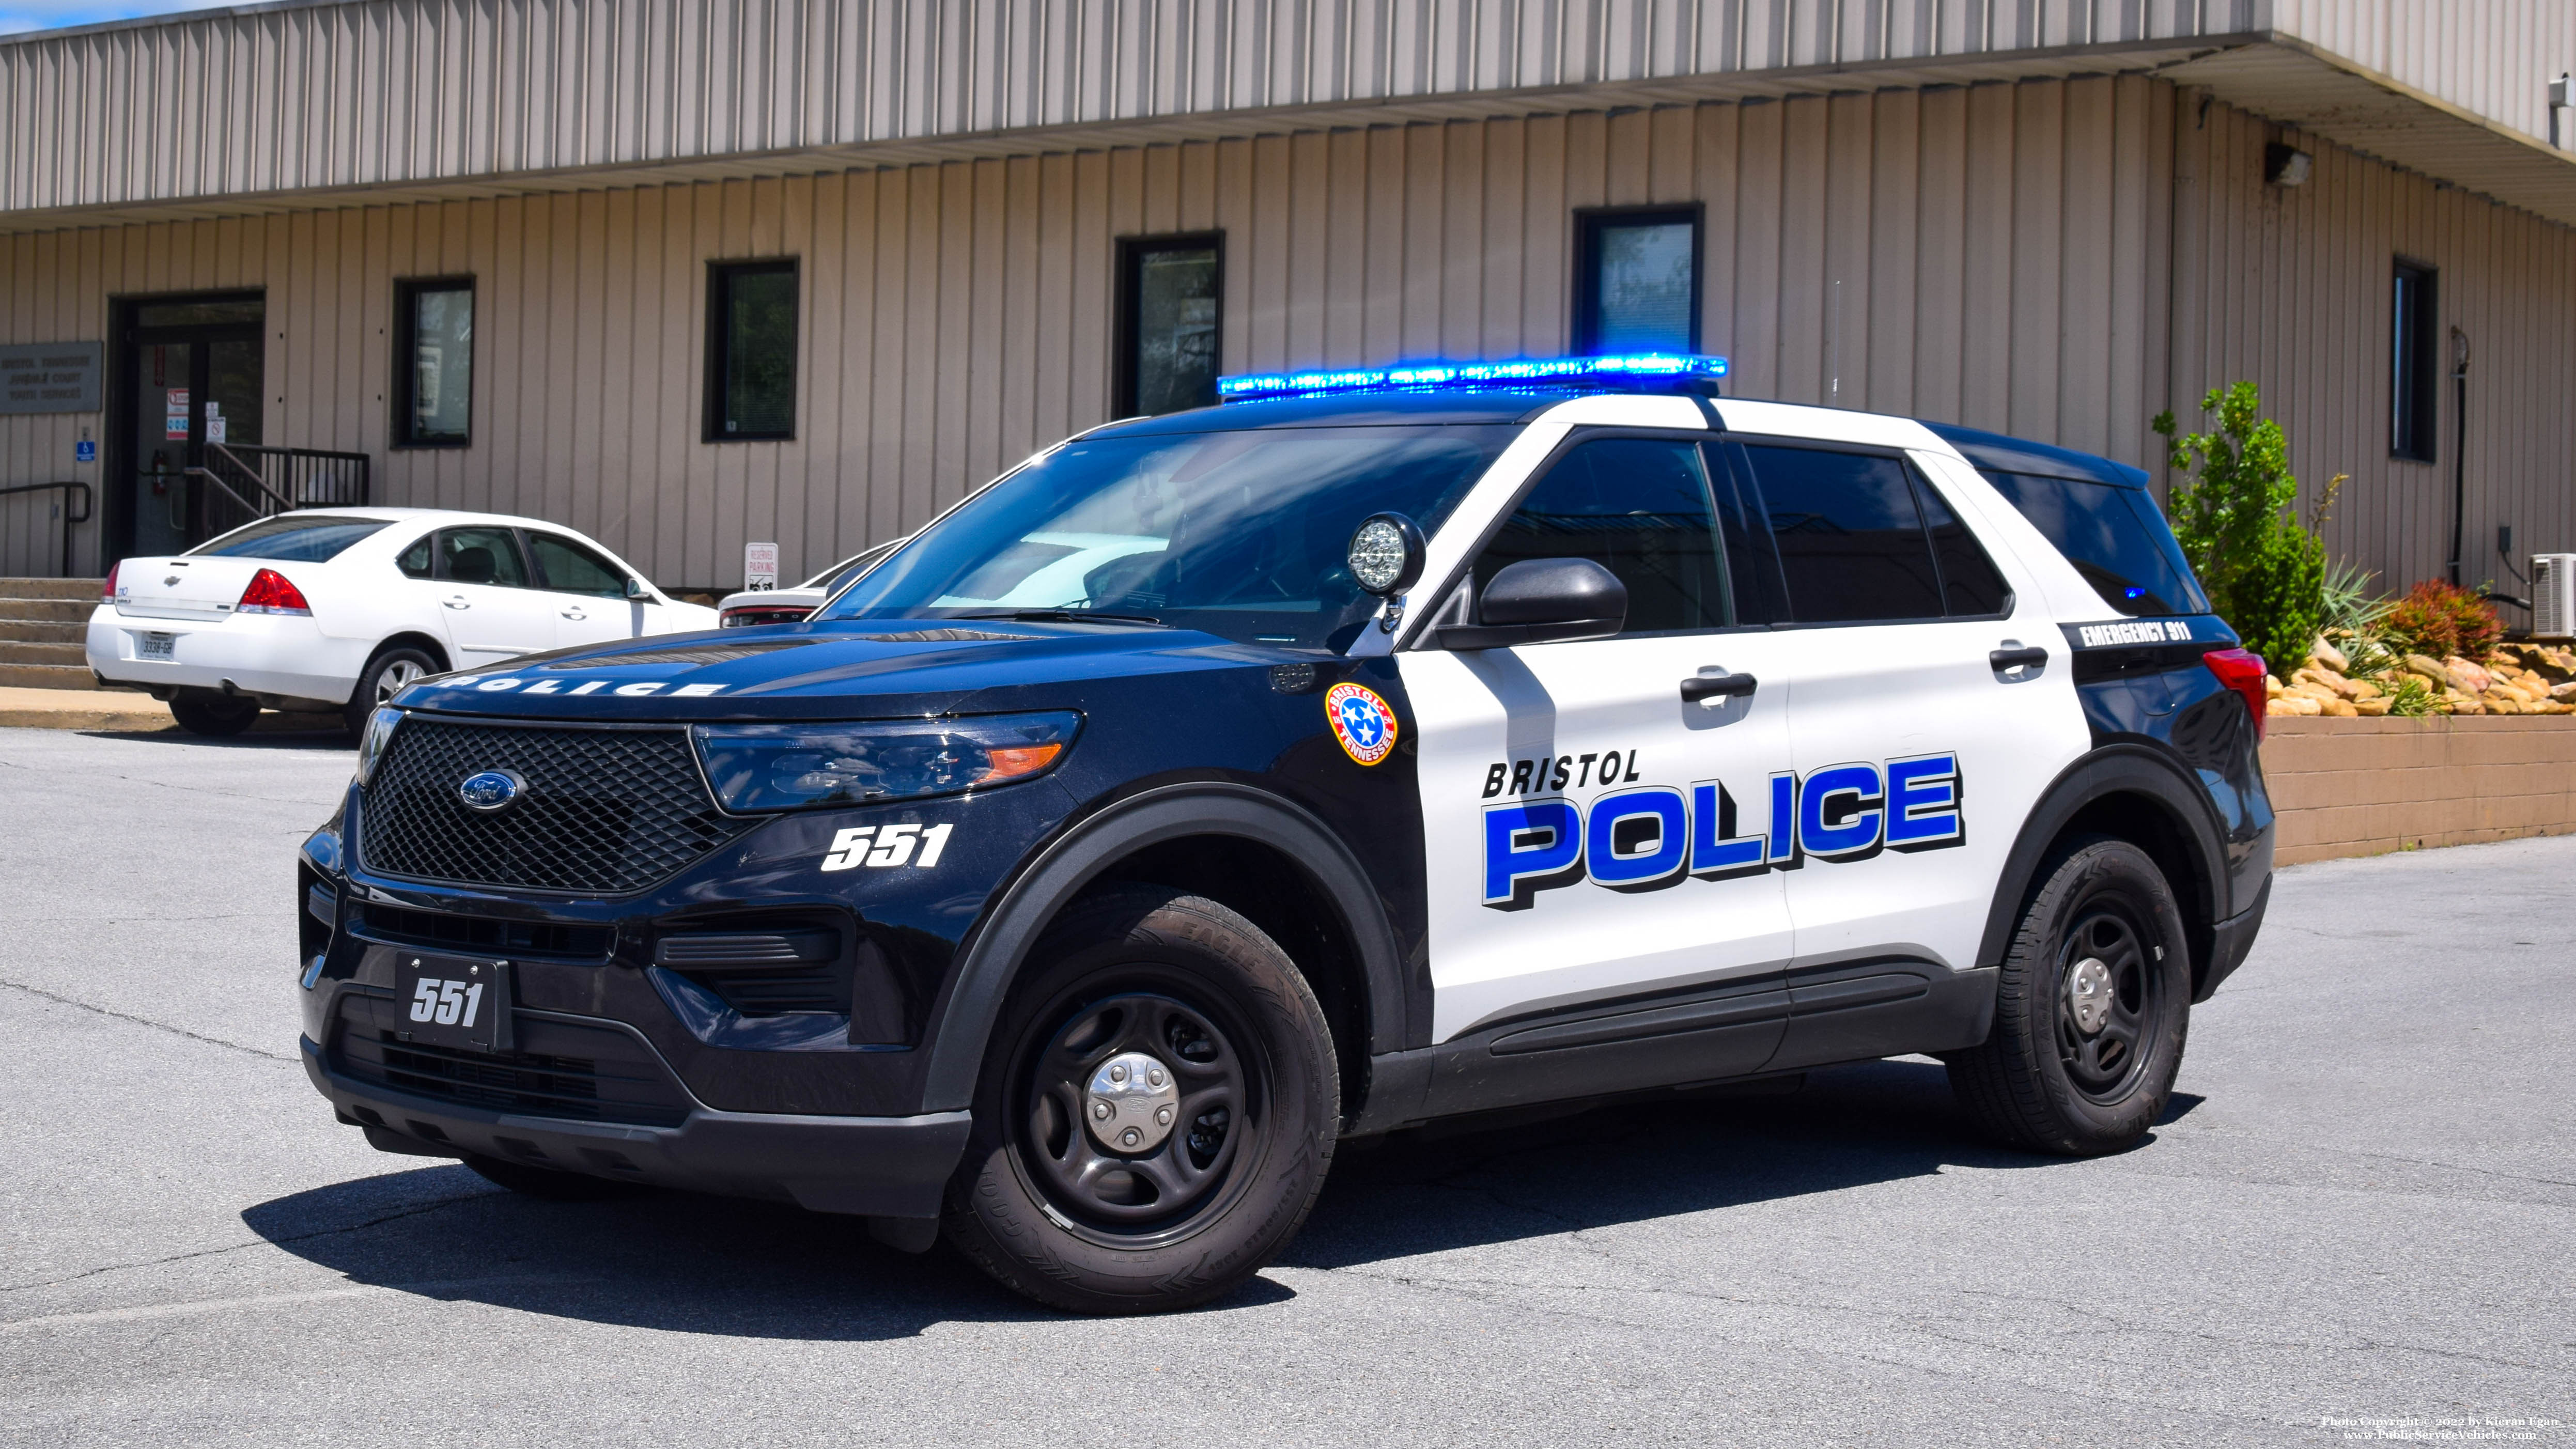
[184, 442, 372, 535]
[0, 479, 93, 577]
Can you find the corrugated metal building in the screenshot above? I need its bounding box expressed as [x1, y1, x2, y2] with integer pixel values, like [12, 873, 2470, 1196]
[4, 0, 2573, 603]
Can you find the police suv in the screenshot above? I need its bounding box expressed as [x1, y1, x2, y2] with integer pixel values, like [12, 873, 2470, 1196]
[297, 355, 2275, 1314]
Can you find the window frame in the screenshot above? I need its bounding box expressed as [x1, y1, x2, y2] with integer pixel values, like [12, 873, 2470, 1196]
[1112, 231, 1226, 419]
[704, 258, 801, 443]
[1572, 205, 1705, 356]
[2391, 258, 2439, 463]
[391, 276, 475, 450]
[1716, 434, 2014, 629]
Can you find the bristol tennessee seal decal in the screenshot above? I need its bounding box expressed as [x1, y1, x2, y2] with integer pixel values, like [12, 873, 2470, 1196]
[1324, 682, 1398, 766]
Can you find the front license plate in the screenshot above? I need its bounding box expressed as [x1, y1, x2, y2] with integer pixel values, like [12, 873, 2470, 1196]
[138, 632, 177, 662]
[391, 953, 514, 1053]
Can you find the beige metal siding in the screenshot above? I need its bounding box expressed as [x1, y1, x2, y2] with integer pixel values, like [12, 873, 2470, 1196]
[6, 74, 2199, 586]
[2, 0, 2263, 215]
[2169, 94, 2576, 605]
[2271, 0, 2576, 144]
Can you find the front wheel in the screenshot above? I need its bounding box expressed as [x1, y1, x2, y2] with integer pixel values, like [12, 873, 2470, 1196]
[1946, 836, 2191, 1155]
[942, 887, 1339, 1314]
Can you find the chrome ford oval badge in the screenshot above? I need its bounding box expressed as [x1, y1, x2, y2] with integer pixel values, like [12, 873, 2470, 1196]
[457, 769, 524, 813]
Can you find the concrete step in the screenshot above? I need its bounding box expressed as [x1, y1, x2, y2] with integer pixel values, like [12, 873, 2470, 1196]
[0, 619, 85, 644]
[0, 640, 85, 666]
[0, 598, 94, 624]
[0, 578, 106, 601]
[0, 662, 98, 690]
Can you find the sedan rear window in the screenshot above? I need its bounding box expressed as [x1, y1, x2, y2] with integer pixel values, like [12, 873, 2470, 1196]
[1980, 473, 2209, 617]
[189, 515, 391, 563]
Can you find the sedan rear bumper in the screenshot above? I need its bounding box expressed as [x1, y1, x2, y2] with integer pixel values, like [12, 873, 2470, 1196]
[87, 606, 366, 708]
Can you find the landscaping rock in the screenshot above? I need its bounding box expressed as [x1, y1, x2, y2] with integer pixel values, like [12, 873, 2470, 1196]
[2443, 657, 2493, 694]
[2407, 655, 2451, 686]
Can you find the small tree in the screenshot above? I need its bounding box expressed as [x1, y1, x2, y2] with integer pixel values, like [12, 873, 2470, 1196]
[2152, 382, 2324, 672]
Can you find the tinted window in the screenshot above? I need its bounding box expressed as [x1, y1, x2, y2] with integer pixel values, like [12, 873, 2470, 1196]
[1982, 472, 2209, 616]
[819, 426, 1510, 648]
[706, 260, 797, 440]
[1914, 476, 2013, 615]
[527, 533, 629, 598]
[436, 527, 527, 587]
[190, 515, 390, 563]
[1472, 438, 1731, 634]
[1739, 445, 1944, 622]
[396, 535, 432, 579]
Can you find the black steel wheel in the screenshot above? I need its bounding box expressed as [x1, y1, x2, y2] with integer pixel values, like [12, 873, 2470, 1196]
[944, 886, 1338, 1314]
[1947, 835, 2191, 1155]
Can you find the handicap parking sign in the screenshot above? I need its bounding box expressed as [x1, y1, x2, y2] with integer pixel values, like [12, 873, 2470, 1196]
[75, 439, 96, 463]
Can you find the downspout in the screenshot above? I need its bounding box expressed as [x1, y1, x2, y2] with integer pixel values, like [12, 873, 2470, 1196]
[2446, 326, 2470, 587]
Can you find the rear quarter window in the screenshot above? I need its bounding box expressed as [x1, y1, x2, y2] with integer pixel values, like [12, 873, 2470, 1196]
[1980, 472, 2209, 617]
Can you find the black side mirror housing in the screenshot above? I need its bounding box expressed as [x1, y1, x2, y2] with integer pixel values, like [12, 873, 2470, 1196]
[1433, 557, 1628, 650]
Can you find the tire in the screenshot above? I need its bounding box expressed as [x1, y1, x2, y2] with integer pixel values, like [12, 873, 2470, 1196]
[1946, 835, 2192, 1156]
[461, 1153, 638, 1201]
[168, 692, 260, 737]
[344, 644, 440, 736]
[942, 886, 1339, 1315]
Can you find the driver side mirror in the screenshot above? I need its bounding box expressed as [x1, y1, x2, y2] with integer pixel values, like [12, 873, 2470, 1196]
[1433, 558, 1628, 650]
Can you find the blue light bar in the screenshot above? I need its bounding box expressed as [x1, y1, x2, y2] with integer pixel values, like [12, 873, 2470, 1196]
[1215, 352, 1729, 403]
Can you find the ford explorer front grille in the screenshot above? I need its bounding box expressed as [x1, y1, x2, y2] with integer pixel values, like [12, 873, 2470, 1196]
[359, 719, 746, 894]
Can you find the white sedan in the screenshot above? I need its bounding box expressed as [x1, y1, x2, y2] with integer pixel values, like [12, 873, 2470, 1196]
[87, 508, 716, 736]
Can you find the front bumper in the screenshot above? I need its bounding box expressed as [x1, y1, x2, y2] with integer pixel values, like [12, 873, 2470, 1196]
[303, 1035, 970, 1217]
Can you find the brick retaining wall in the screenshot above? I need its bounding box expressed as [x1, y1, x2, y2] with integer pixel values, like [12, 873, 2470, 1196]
[2260, 716, 2576, 865]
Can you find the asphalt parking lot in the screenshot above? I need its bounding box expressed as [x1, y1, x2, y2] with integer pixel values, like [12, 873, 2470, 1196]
[2, 725, 2569, 1447]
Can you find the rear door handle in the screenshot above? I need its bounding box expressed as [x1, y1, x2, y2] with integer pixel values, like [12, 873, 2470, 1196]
[1990, 645, 2049, 674]
[1680, 671, 1758, 703]
[560, 607, 586, 620]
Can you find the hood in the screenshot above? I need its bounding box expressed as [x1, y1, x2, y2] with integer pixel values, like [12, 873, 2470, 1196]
[392, 618, 1308, 721]
[110, 555, 269, 621]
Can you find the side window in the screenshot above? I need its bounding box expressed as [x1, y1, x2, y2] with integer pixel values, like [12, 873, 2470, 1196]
[396, 535, 433, 580]
[435, 527, 527, 588]
[1737, 445, 1944, 623]
[1913, 475, 2013, 616]
[526, 532, 630, 598]
[1981, 472, 2204, 617]
[1470, 437, 1732, 635]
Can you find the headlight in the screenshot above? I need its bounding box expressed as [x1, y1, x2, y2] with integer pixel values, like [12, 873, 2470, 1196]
[692, 711, 1080, 813]
[355, 706, 402, 785]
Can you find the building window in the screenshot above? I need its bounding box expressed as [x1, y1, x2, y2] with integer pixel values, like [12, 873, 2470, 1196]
[1115, 235, 1222, 418]
[1575, 208, 1701, 355]
[706, 260, 799, 441]
[2392, 260, 2438, 462]
[393, 278, 473, 448]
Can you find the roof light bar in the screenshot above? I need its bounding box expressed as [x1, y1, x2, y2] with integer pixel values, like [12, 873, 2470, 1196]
[1215, 352, 1729, 403]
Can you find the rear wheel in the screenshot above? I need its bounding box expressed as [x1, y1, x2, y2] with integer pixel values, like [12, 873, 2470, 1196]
[344, 644, 439, 736]
[1946, 836, 2191, 1155]
[168, 692, 259, 737]
[942, 887, 1338, 1315]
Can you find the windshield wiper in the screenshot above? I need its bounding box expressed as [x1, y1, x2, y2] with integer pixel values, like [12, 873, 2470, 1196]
[955, 609, 1169, 628]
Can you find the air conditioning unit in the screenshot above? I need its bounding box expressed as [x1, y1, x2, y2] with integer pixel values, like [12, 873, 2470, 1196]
[2536, 554, 2576, 638]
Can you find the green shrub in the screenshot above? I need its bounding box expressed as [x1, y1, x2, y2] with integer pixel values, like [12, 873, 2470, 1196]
[2153, 382, 2326, 673]
[2379, 580, 2504, 663]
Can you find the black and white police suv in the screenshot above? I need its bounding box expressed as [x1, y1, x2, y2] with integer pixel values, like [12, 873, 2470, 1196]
[297, 354, 2275, 1314]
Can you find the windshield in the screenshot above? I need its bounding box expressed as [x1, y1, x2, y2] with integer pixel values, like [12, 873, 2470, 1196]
[188, 515, 392, 563]
[818, 425, 1515, 647]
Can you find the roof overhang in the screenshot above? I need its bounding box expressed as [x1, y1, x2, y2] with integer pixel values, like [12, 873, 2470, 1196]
[2163, 36, 2576, 230]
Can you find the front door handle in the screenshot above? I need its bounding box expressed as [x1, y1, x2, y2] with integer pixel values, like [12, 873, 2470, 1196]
[560, 607, 586, 621]
[442, 595, 471, 610]
[1990, 645, 2049, 674]
[1680, 671, 1758, 703]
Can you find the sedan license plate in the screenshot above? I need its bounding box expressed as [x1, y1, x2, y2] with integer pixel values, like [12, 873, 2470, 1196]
[138, 632, 177, 662]
[391, 953, 514, 1053]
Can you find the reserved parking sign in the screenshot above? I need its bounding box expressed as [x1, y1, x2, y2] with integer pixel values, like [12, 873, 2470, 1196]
[744, 541, 779, 591]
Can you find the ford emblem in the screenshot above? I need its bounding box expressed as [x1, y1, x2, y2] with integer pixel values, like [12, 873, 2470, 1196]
[457, 769, 524, 813]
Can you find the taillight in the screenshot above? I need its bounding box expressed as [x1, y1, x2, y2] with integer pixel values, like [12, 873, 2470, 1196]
[101, 562, 119, 600]
[237, 568, 313, 616]
[2203, 647, 2269, 741]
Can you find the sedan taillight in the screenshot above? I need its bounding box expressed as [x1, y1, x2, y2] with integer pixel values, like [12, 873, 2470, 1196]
[101, 562, 119, 600]
[720, 604, 814, 628]
[237, 568, 313, 616]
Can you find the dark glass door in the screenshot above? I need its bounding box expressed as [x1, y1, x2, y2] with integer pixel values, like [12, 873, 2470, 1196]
[108, 293, 265, 564]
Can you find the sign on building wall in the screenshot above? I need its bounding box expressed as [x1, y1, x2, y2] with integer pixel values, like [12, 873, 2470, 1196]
[0, 341, 103, 414]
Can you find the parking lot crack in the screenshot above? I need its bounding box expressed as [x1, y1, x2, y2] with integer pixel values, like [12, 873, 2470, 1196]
[0, 1193, 493, 1297]
[0, 977, 294, 1063]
